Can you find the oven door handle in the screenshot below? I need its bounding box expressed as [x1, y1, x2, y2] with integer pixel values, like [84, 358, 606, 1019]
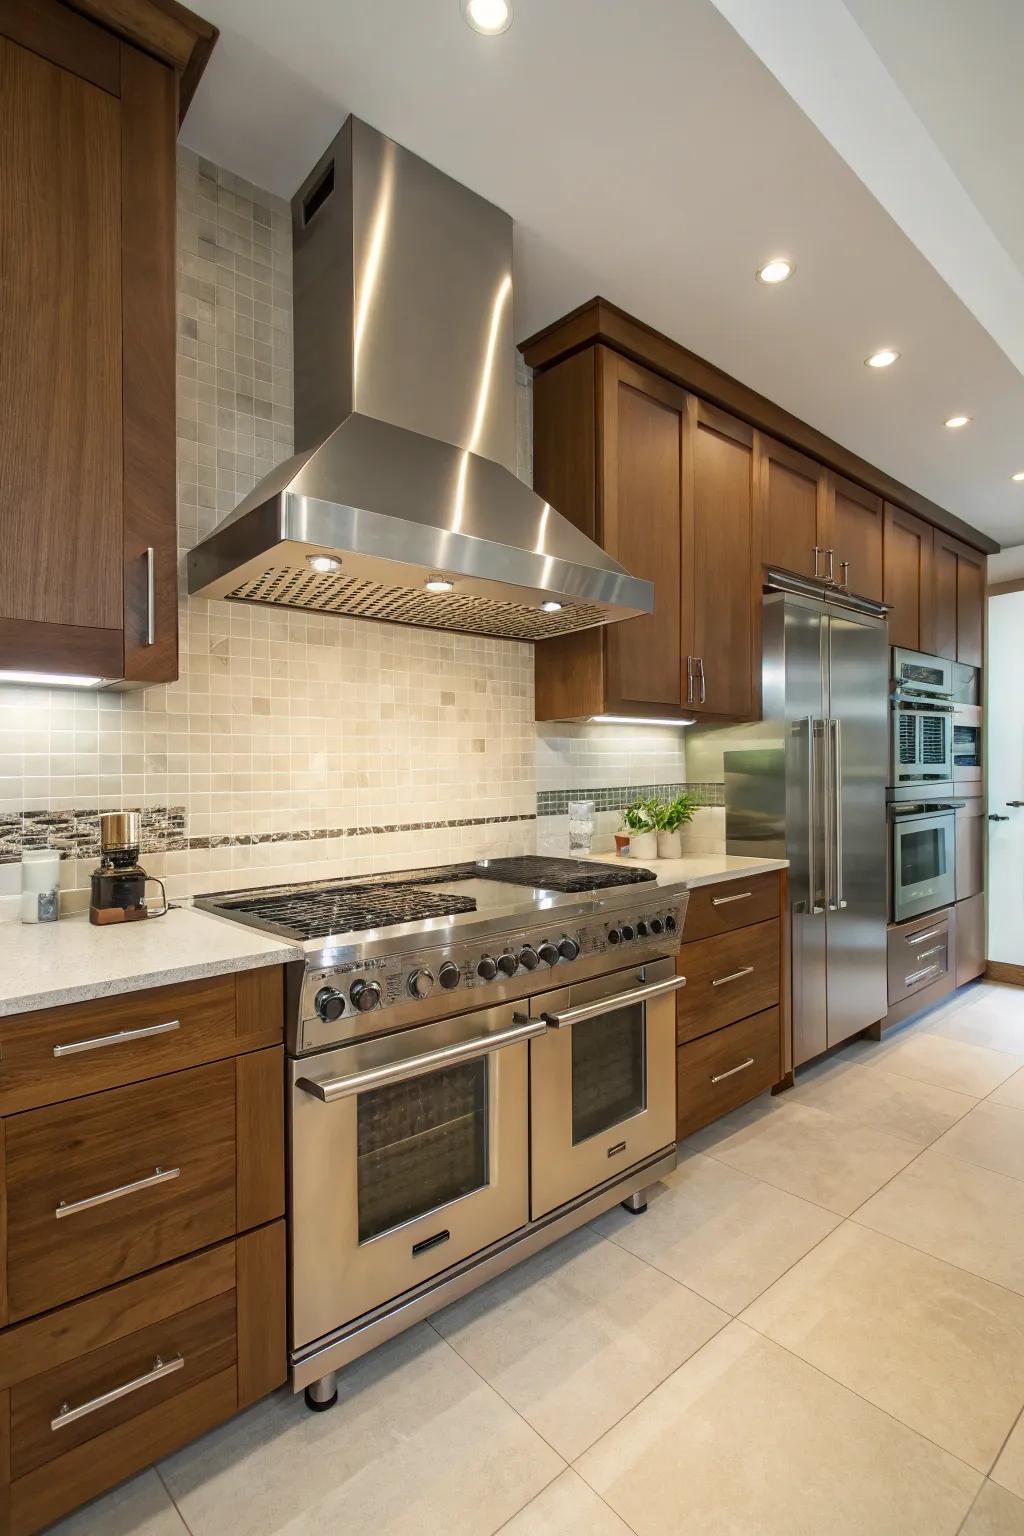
[296, 1015, 547, 1102]
[541, 973, 687, 1029]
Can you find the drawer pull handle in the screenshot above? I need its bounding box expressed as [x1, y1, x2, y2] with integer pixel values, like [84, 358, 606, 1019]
[711, 1056, 755, 1084]
[914, 945, 945, 963]
[56, 1165, 180, 1220]
[711, 892, 752, 907]
[53, 1019, 181, 1058]
[906, 927, 945, 947]
[51, 1353, 184, 1431]
[711, 966, 755, 988]
[905, 963, 942, 988]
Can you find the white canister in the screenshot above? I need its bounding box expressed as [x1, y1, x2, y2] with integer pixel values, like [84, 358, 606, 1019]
[20, 848, 60, 924]
[657, 829, 683, 859]
[628, 830, 658, 860]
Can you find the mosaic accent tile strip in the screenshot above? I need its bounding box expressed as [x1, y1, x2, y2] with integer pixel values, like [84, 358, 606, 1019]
[188, 814, 536, 850]
[536, 783, 724, 817]
[0, 808, 188, 864]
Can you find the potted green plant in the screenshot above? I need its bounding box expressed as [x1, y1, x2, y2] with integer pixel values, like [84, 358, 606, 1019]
[652, 791, 698, 859]
[620, 798, 658, 860]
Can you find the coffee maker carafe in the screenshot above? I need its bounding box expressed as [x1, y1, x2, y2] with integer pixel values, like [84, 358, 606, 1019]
[89, 812, 168, 926]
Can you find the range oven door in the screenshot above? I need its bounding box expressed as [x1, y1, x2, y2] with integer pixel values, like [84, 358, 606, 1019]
[528, 956, 683, 1220]
[290, 1005, 541, 1349]
[892, 809, 957, 922]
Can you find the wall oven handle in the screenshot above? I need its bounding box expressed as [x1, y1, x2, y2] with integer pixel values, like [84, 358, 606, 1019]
[541, 973, 687, 1030]
[296, 1015, 547, 1102]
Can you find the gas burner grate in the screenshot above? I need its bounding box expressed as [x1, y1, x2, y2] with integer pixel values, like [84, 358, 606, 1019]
[216, 883, 477, 940]
[478, 856, 657, 892]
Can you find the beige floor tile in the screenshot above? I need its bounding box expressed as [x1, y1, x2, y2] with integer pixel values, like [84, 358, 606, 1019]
[961, 1480, 1024, 1535]
[592, 1151, 839, 1313]
[500, 1470, 633, 1535]
[432, 1228, 726, 1461]
[934, 1102, 1024, 1181]
[845, 1028, 1024, 1095]
[993, 1411, 1024, 1500]
[576, 1322, 980, 1536]
[160, 1326, 564, 1536]
[686, 1098, 919, 1214]
[854, 1148, 1024, 1295]
[992, 1067, 1024, 1111]
[788, 1055, 977, 1143]
[931, 997, 1024, 1057]
[958, 984, 1024, 1018]
[742, 1223, 1024, 1470]
[48, 1471, 188, 1535]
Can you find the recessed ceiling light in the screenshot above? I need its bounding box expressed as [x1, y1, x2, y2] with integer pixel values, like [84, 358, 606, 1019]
[306, 553, 342, 574]
[1013, 471, 1024, 483]
[462, 0, 512, 34]
[0, 671, 104, 688]
[944, 415, 971, 429]
[866, 349, 900, 369]
[756, 259, 794, 285]
[540, 600, 563, 613]
[425, 575, 454, 594]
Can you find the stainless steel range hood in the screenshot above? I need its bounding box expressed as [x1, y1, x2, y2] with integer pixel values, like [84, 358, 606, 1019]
[187, 117, 652, 640]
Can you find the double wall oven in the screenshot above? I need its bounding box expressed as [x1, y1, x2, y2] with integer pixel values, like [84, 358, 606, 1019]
[888, 648, 965, 923]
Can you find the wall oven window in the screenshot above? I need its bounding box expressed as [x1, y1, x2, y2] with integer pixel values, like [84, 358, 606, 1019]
[892, 808, 957, 922]
[571, 1003, 646, 1145]
[901, 825, 947, 888]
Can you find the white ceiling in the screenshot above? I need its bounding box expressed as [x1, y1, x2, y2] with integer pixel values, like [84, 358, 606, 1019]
[181, 0, 1024, 549]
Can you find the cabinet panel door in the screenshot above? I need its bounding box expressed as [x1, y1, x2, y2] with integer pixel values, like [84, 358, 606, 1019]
[757, 435, 824, 581]
[600, 351, 685, 707]
[883, 503, 934, 652]
[690, 400, 756, 717]
[827, 474, 884, 601]
[0, 36, 123, 631]
[933, 530, 987, 666]
[932, 534, 958, 660]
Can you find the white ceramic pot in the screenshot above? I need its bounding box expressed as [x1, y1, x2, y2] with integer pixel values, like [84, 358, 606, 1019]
[628, 829, 657, 860]
[657, 828, 682, 859]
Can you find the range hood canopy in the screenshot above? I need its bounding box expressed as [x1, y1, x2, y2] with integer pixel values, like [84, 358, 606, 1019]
[187, 117, 653, 640]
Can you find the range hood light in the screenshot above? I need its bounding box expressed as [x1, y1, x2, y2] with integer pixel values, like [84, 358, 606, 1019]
[588, 715, 697, 727]
[425, 575, 455, 594]
[540, 600, 563, 613]
[307, 553, 342, 574]
[0, 671, 104, 688]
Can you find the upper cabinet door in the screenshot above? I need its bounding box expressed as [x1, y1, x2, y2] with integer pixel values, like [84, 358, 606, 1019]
[600, 350, 685, 708]
[824, 474, 884, 601]
[688, 399, 757, 717]
[757, 435, 827, 582]
[883, 503, 934, 653]
[933, 529, 986, 667]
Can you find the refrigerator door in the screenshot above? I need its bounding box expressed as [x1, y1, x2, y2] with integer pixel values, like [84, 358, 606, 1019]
[824, 608, 889, 1046]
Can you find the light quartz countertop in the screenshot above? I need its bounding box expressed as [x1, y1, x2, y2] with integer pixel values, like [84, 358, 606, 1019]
[579, 851, 788, 889]
[0, 907, 299, 1018]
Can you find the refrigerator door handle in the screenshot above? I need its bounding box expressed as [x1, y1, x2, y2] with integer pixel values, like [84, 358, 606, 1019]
[804, 717, 824, 915]
[829, 717, 847, 911]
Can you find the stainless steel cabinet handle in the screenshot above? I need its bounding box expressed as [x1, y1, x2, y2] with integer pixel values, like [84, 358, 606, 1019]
[297, 1015, 547, 1101]
[813, 547, 823, 579]
[53, 1019, 180, 1058]
[905, 963, 941, 987]
[542, 973, 687, 1029]
[906, 926, 945, 947]
[913, 945, 945, 963]
[144, 547, 156, 647]
[686, 656, 695, 706]
[711, 891, 752, 907]
[839, 560, 850, 588]
[710, 1057, 755, 1084]
[825, 548, 835, 582]
[55, 1166, 180, 1220]
[51, 1354, 183, 1431]
[697, 656, 706, 704]
[711, 966, 754, 987]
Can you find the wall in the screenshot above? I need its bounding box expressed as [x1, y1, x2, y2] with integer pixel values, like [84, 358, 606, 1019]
[986, 590, 1024, 964]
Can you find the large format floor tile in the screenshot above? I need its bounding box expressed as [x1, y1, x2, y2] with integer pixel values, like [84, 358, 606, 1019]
[933, 1102, 1024, 1182]
[592, 1151, 839, 1313]
[786, 1055, 977, 1144]
[159, 1325, 563, 1536]
[499, 1470, 632, 1535]
[992, 1410, 1024, 1500]
[741, 1223, 1024, 1470]
[49, 1471, 188, 1536]
[576, 1322, 980, 1536]
[930, 996, 1024, 1056]
[432, 1227, 726, 1460]
[845, 1029, 1024, 1096]
[687, 1097, 919, 1214]
[854, 1147, 1024, 1295]
[961, 1480, 1024, 1535]
[991, 1066, 1024, 1110]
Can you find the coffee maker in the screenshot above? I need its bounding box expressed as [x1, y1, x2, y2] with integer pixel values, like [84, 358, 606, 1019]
[89, 812, 169, 926]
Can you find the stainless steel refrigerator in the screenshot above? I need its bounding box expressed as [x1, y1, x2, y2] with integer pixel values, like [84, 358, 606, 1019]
[725, 588, 889, 1067]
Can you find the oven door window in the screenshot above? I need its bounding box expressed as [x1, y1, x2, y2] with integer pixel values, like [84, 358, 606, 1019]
[357, 1059, 488, 1243]
[571, 1002, 647, 1146]
[901, 826, 948, 887]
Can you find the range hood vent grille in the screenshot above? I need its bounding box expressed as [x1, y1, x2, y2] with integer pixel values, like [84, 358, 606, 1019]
[226, 566, 607, 640]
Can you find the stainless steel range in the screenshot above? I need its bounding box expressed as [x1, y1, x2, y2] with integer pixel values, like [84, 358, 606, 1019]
[198, 856, 688, 1411]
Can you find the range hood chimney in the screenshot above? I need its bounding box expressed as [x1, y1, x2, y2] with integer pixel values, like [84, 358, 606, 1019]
[187, 116, 652, 640]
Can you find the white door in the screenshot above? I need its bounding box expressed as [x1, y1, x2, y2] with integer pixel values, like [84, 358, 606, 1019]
[986, 591, 1024, 964]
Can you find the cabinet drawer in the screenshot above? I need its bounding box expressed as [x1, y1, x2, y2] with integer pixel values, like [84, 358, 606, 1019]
[5, 1061, 237, 1321]
[677, 1008, 781, 1140]
[682, 873, 779, 941]
[887, 912, 951, 1006]
[0, 968, 283, 1115]
[676, 919, 780, 1043]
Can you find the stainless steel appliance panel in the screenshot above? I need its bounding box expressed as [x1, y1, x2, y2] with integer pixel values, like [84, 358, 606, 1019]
[892, 808, 957, 922]
[892, 648, 954, 697]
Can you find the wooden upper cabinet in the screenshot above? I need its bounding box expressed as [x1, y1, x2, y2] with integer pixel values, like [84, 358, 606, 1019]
[883, 503, 935, 653]
[0, 0, 180, 685]
[757, 436, 827, 582]
[825, 473, 884, 601]
[688, 400, 756, 717]
[933, 529, 985, 667]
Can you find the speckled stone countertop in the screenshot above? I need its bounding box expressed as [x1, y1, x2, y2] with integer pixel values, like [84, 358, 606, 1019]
[0, 907, 299, 1018]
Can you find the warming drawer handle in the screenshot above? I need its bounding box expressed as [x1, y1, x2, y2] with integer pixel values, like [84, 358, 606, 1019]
[710, 1057, 755, 1084]
[53, 1019, 181, 1058]
[51, 1354, 184, 1431]
[542, 974, 687, 1029]
[711, 966, 754, 988]
[913, 945, 945, 963]
[905, 927, 944, 947]
[905, 963, 942, 987]
[710, 892, 752, 907]
[55, 1166, 180, 1220]
[296, 1015, 547, 1102]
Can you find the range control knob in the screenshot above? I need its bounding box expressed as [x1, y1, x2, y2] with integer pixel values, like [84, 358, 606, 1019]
[607, 928, 622, 945]
[349, 978, 381, 1012]
[538, 942, 560, 967]
[620, 924, 636, 942]
[650, 917, 665, 935]
[314, 986, 345, 1023]
[665, 914, 677, 933]
[496, 953, 518, 978]
[636, 920, 650, 939]
[408, 968, 434, 1000]
[477, 956, 498, 981]
[559, 937, 581, 961]
[519, 945, 540, 971]
[439, 961, 461, 990]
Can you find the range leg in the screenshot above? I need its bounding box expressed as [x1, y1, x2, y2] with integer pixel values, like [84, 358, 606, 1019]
[304, 1371, 338, 1412]
[620, 1189, 648, 1216]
